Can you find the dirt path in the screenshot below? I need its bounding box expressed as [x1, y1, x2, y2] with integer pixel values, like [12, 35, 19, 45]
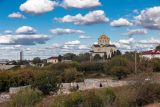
[144, 103, 160, 107]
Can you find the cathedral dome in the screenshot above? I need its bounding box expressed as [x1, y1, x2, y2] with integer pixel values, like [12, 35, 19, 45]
[98, 34, 110, 45]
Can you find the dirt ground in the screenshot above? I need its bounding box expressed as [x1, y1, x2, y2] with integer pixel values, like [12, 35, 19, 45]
[144, 103, 160, 107]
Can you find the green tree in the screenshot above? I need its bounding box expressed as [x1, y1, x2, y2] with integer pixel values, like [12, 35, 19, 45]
[58, 55, 63, 62]
[104, 56, 129, 75]
[31, 71, 59, 95]
[63, 53, 77, 60]
[63, 68, 84, 82]
[75, 53, 90, 62]
[94, 54, 102, 61]
[111, 66, 129, 80]
[156, 45, 160, 50]
[32, 57, 42, 65]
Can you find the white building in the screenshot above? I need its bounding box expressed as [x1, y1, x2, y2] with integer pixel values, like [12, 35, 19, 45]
[47, 57, 59, 64]
[0, 60, 15, 70]
[90, 34, 117, 59]
[141, 50, 160, 59]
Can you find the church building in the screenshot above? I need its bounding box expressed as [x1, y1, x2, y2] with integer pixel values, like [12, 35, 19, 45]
[90, 34, 117, 59]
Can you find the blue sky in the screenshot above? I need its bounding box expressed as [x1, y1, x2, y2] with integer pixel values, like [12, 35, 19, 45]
[0, 0, 160, 60]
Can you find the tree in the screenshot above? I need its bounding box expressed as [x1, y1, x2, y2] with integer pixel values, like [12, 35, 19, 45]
[111, 66, 129, 80]
[94, 54, 102, 61]
[31, 71, 59, 95]
[151, 58, 160, 72]
[32, 57, 42, 65]
[75, 53, 90, 62]
[63, 53, 77, 60]
[58, 55, 63, 62]
[104, 52, 107, 60]
[104, 56, 129, 75]
[63, 68, 84, 82]
[156, 45, 160, 50]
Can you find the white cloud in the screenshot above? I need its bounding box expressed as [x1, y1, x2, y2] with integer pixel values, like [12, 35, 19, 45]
[110, 18, 133, 27]
[133, 9, 139, 14]
[78, 45, 89, 50]
[0, 45, 22, 51]
[134, 6, 160, 30]
[118, 38, 135, 45]
[16, 26, 37, 34]
[79, 35, 91, 39]
[112, 37, 160, 51]
[65, 40, 80, 45]
[50, 28, 84, 35]
[20, 0, 57, 15]
[0, 34, 49, 45]
[55, 10, 109, 25]
[4, 30, 13, 34]
[62, 0, 101, 9]
[8, 12, 25, 19]
[123, 29, 147, 36]
[138, 38, 160, 45]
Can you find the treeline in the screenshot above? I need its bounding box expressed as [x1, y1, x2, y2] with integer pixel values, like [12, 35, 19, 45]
[1, 52, 160, 94]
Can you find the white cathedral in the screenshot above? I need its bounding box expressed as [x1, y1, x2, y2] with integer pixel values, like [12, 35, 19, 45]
[90, 34, 117, 59]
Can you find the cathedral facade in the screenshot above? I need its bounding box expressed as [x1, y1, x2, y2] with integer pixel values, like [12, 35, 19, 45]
[90, 34, 117, 59]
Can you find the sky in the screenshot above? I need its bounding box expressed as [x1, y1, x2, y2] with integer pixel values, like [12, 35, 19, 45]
[0, 0, 160, 60]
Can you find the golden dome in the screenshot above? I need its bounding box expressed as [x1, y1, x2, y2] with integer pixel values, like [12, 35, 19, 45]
[98, 34, 110, 45]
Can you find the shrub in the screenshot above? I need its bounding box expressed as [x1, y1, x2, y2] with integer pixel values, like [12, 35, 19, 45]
[111, 66, 129, 80]
[101, 88, 116, 105]
[51, 89, 116, 107]
[64, 92, 83, 107]
[31, 71, 60, 95]
[104, 56, 129, 75]
[17, 69, 34, 86]
[77, 62, 104, 73]
[63, 68, 84, 82]
[44, 62, 80, 72]
[152, 58, 160, 72]
[7, 88, 42, 107]
[135, 83, 160, 106]
[82, 91, 104, 107]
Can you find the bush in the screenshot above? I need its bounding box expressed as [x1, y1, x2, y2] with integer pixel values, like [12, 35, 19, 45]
[101, 88, 116, 105]
[51, 89, 116, 107]
[111, 66, 129, 80]
[31, 71, 60, 95]
[104, 56, 129, 75]
[44, 62, 80, 72]
[77, 62, 104, 73]
[0, 68, 34, 92]
[64, 92, 83, 107]
[135, 83, 160, 106]
[63, 68, 84, 82]
[82, 91, 104, 107]
[152, 58, 160, 72]
[7, 88, 42, 107]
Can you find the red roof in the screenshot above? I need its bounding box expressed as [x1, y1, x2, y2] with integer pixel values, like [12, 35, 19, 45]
[142, 50, 160, 55]
[48, 57, 58, 59]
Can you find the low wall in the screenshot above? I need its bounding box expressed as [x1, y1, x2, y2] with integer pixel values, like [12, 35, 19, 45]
[9, 85, 30, 94]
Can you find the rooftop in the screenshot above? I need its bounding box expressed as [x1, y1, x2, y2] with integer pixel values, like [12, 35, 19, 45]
[142, 50, 160, 55]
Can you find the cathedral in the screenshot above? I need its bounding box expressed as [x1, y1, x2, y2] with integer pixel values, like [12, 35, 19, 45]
[90, 34, 117, 59]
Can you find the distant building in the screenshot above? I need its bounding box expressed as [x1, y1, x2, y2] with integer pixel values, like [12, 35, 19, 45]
[141, 50, 160, 59]
[90, 34, 117, 59]
[47, 57, 59, 64]
[0, 60, 15, 70]
[0, 60, 8, 65]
